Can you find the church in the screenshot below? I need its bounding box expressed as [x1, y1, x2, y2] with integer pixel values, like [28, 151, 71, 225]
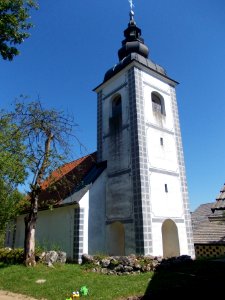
[9, 7, 195, 262]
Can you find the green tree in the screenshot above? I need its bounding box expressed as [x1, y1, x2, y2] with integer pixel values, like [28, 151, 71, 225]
[0, 0, 38, 60]
[0, 179, 25, 247]
[0, 113, 27, 247]
[3, 99, 78, 266]
[0, 113, 27, 186]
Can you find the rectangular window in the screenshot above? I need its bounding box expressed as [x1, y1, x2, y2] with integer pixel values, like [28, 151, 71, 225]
[165, 184, 168, 193]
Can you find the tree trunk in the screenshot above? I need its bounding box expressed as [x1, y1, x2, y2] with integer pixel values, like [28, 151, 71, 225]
[24, 190, 39, 266]
[23, 133, 53, 266]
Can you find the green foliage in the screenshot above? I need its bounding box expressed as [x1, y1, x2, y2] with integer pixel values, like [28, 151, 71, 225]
[0, 248, 24, 264]
[0, 231, 5, 248]
[137, 255, 154, 267]
[0, 111, 29, 234]
[0, 113, 27, 187]
[0, 111, 28, 236]
[93, 253, 108, 261]
[0, 0, 38, 60]
[0, 179, 26, 233]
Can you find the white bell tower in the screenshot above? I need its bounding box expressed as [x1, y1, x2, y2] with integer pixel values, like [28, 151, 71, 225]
[94, 6, 194, 258]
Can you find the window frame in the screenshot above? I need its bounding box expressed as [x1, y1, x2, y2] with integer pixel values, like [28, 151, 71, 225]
[151, 92, 166, 116]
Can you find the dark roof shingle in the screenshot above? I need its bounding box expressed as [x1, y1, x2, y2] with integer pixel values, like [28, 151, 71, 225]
[211, 183, 225, 212]
[192, 202, 225, 244]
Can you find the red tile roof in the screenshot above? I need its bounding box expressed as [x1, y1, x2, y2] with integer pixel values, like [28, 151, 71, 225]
[41, 153, 96, 190]
[39, 152, 97, 206]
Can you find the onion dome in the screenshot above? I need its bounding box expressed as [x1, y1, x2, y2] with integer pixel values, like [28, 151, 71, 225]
[118, 10, 149, 61]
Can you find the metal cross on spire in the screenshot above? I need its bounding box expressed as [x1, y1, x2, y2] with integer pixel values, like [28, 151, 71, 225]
[128, 0, 135, 21]
[128, 0, 135, 11]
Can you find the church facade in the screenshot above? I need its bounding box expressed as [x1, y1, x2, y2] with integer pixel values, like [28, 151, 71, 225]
[9, 10, 195, 261]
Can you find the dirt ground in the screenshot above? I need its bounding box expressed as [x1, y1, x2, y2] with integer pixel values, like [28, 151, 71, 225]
[0, 291, 38, 300]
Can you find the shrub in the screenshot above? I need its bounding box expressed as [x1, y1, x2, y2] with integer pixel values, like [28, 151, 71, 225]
[0, 248, 24, 264]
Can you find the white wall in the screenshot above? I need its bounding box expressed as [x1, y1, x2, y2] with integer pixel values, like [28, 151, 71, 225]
[142, 70, 189, 256]
[146, 127, 178, 171]
[14, 205, 76, 260]
[142, 71, 184, 218]
[88, 170, 107, 254]
[150, 172, 183, 217]
[151, 220, 189, 257]
[14, 215, 25, 249]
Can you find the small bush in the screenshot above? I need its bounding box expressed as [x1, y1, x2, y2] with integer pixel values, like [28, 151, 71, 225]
[92, 253, 107, 261]
[0, 248, 24, 264]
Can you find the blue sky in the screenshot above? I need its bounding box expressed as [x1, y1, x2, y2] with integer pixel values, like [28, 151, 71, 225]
[0, 0, 225, 212]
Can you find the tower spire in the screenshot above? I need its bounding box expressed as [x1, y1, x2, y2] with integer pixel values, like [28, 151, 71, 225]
[118, 1, 149, 61]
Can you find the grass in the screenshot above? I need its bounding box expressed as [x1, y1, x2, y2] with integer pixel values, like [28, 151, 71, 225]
[1, 258, 225, 299]
[0, 262, 152, 300]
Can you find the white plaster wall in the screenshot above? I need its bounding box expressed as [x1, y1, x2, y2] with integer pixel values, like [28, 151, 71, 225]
[4, 222, 16, 248]
[143, 72, 180, 174]
[107, 128, 131, 173]
[106, 173, 133, 219]
[14, 214, 25, 249]
[150, 172, 184, 217]
[14, 205, 76, 259]
[146, 127, 178, 171]
[88, 170, 107, 255]
[62, 186, 89, 205]
[14, 175, 106, 259]
[151, 221, 189, 256]
[141, 69, 191, 257]
[177, 222, 189, 254]
[151, 222, 163, 256]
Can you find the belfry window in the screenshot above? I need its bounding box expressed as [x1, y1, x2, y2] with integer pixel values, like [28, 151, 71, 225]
[109, 94, 122, 133]
[112, 95, 122, 118]
[151, 92, 166, 115]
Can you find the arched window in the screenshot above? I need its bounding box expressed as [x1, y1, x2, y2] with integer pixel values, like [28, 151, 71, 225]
[109, 94, 122, 133]
[151, 92, 166, 116]
[112, 94, 122, 118]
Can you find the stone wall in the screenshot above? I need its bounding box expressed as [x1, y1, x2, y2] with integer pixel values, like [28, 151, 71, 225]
[81, 254, 192, 275]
